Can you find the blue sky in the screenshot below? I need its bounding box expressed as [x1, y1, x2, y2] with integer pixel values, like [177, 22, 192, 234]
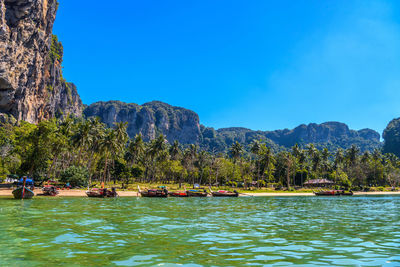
[54, 0, 400, 135]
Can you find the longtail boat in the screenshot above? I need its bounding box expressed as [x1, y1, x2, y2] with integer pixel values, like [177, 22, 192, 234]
[313, 190, 353, 196]
[42, 185, 59, 196]
[138, 185, 168, 198]
[185, 186, 208, 197]
[209, 187, 239, 197]
[12, 177, 34, 199]
[86, 188, 118, 198]
[168, 191, 188, 197]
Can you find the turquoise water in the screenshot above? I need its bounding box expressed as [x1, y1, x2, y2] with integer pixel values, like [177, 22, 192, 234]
[0, 196, 399, 266]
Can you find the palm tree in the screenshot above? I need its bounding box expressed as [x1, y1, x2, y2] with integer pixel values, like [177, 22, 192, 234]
[126, 134, 145, 166]
[251, 140, 262, 188]
[86, 118, 105, 186]
[259, 145, 275, 184]
[71, 120, 92, 165]
[99, 123, 128, 184]
[196, 150, 210, 185]
[169, 140, 181, 161]
[230, 141, 243, 164]
[145, 135, 167, 181]
[346, 145, 360, 167]
[99, 129, 117, 184]
[334, 148, 344, 183]
[298, 149, 306, 186]
[321, 148, 330, 179]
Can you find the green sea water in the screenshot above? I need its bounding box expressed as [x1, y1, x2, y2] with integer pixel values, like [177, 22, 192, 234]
[0, 196, 399, 266]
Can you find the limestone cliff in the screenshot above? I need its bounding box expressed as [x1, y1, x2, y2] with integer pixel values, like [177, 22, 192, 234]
[85, 101, 381, 152]
[84, 101, 202, 144]
[0, 0, 82, 123]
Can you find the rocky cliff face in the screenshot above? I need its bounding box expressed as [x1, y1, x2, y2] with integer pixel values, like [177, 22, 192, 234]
[0, 0, 82, 123]
[84, 101, 202, 144]
[382, 118, 400, 157]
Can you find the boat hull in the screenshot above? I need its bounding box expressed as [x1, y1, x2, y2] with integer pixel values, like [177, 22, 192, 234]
[168, 192, 188, 197]
[212, 192, 239, 197]
[12, 187, 34, 199]
[42, 186, 59, 196]
[86, 189, 118, 198]
[314, 190, 353, 196]
[187, 191, 208, 197]
[140, 192, 168, 198]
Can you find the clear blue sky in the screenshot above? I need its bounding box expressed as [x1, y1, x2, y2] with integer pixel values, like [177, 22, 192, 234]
[54, 0, 400, 135]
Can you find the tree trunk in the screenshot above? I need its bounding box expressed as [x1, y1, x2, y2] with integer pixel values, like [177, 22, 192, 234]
[102, 153, 109, 184]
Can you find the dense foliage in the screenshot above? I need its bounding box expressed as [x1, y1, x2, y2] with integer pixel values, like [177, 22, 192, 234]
[0, 117, 398, 189]
[60, 166, 89, 187]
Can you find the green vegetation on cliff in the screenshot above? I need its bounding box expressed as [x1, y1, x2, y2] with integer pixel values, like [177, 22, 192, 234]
[49, 35, 63, 64]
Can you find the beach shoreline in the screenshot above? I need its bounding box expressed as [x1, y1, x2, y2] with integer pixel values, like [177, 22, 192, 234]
[1, 189, 400, 197]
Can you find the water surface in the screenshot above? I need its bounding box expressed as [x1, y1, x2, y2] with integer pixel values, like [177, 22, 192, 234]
[0, 196, 399, 266]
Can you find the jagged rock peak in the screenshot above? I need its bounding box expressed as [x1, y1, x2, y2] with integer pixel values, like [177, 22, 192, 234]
[0, 0, 82, 123]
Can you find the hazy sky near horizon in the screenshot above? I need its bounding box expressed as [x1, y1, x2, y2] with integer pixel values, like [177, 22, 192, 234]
[54, 0, 400, 135]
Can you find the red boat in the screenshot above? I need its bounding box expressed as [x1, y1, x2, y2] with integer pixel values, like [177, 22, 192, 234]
[168, 191, 188, 197]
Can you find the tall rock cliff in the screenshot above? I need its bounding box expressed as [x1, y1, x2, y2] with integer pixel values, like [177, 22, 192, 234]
[382, 118, 400, 157]
[0, 0, 82, 123]
[84, 101, 202, 144]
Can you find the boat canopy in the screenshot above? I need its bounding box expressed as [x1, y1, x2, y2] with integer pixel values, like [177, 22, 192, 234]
[17, 178, 34, 185]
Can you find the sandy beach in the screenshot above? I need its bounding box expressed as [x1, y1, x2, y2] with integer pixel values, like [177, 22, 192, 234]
[1, 189, 400, 197]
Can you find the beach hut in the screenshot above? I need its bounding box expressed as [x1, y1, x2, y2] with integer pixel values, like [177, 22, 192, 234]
[303, 179, 334, 188]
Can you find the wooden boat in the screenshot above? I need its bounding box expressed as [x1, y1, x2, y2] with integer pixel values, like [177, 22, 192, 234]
[209, 187, 239, 197]
[313, 190, 353, 196]
[12, 177, 34, 199]
[138, 185, 168, 198]
[186, 189, 208, 197]
[185, 186, 208, 197]
[86, 188, 118, 198]
[42, 185, 59, 196]
[168, 191, 188, 197]
[12, 187, 34, 199]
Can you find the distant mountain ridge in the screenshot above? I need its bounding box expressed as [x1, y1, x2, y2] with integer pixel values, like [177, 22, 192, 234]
[84, 101, 382, 152]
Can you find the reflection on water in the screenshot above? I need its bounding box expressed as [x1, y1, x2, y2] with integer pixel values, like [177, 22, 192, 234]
[0, 196, 399, 266]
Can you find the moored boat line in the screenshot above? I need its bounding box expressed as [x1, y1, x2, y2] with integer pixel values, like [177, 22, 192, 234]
[313, 190, 354, 196]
